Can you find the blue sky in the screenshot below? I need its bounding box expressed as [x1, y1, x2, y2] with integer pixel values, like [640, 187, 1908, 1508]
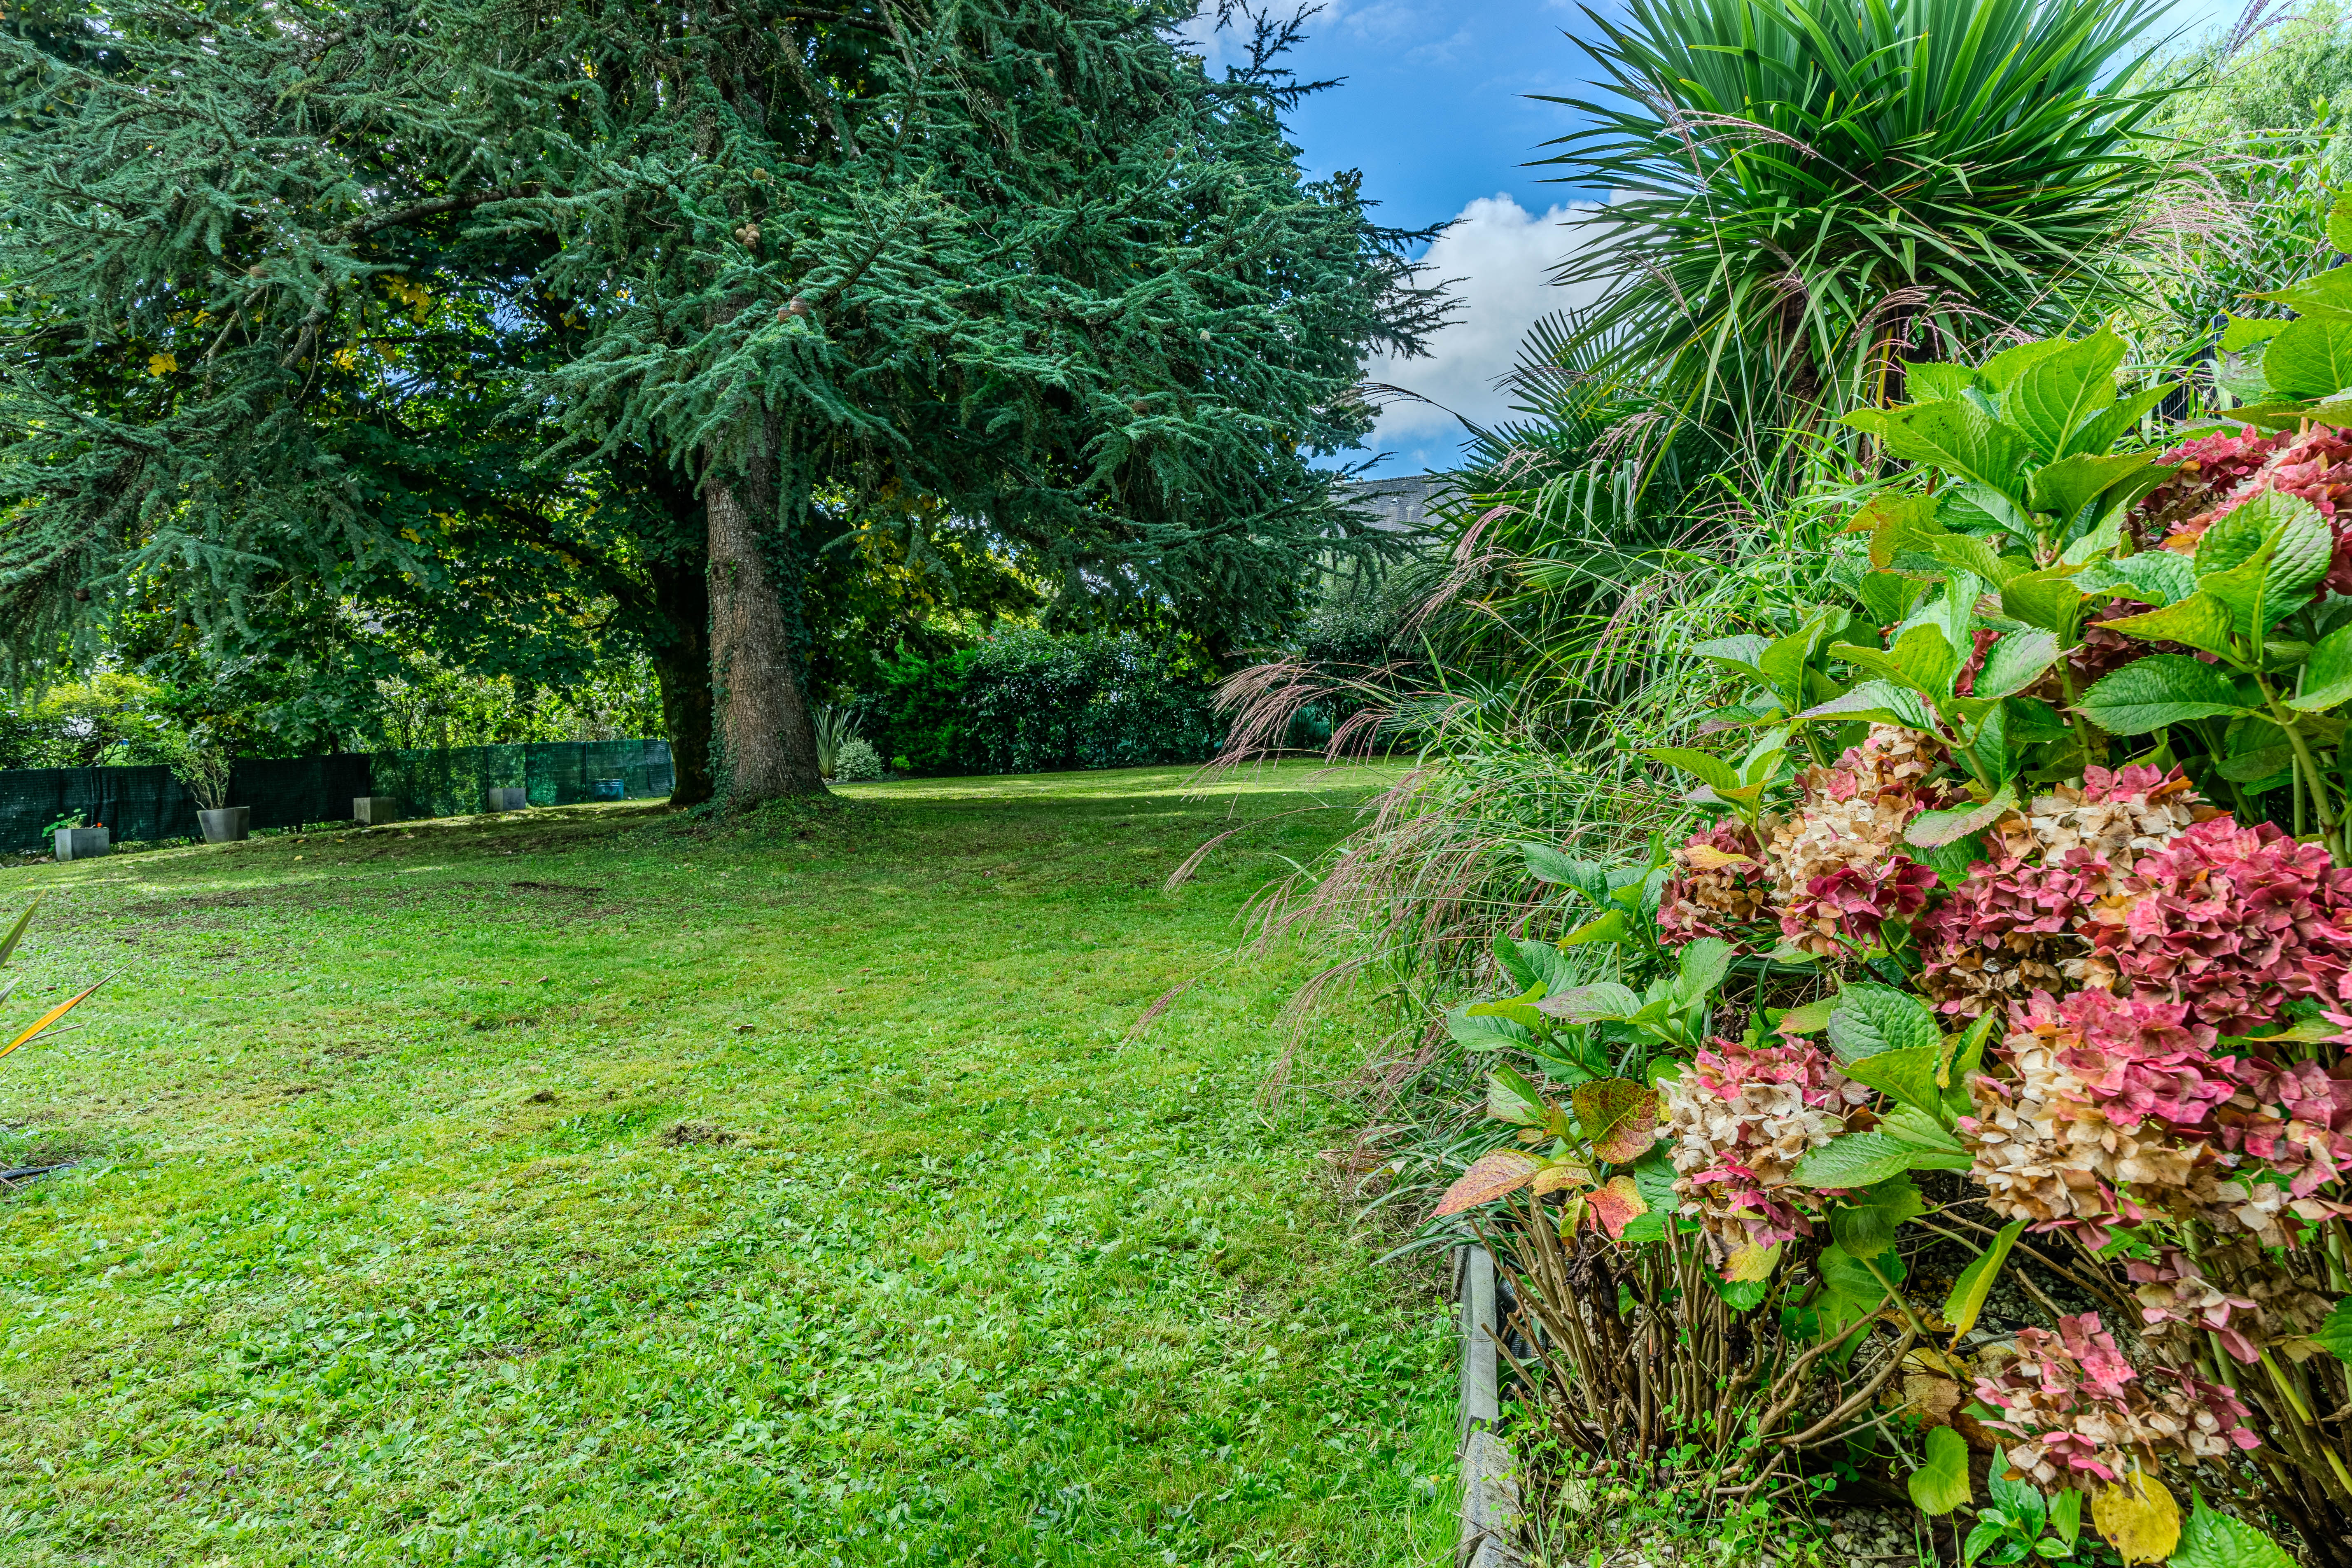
[1220, 0, 2250, 475]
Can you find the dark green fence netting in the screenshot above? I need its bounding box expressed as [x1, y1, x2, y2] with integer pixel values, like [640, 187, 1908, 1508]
[367, 740, 673, 820]
[0, 754, 373, 854]
[0, 740, 673, 854]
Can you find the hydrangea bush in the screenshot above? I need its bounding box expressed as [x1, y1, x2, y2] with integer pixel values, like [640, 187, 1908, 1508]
[1432, 331, 2352, 1567]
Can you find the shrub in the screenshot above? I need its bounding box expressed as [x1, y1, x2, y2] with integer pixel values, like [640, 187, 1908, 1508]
[1400, 330, 2352, 1564]
[831, 738, 883, 782]
[871, 629, 1219, 776]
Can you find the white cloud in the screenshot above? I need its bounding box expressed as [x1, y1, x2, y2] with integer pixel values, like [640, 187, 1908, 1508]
[1364, 194, 1603, 446]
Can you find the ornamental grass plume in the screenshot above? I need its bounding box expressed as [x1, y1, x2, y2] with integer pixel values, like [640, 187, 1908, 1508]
[1919, 767, 2211, 1017]
[1766, 725, 1948, 957]
[2083, 817, 2352, 1036]
[1974, 1313, 2260, 1490]
[1660, 1037, 1869, 1265]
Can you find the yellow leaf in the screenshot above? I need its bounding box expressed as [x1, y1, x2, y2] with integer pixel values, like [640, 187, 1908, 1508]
[1682, 844, 1757, 871]
[147, 352, 177, 376]
[401, 527, 421, 543]
[2093, 1472, 2180, 1564]
[1724, 1241, 1783, 1283]
[2, 980, 103, 1059]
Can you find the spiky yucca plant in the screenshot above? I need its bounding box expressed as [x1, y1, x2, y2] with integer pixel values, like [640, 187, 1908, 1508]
[1540, 0, 2183, 450]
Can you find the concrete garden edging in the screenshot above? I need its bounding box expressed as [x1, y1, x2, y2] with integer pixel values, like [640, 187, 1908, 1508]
[1454, 1245, 1524, 1568]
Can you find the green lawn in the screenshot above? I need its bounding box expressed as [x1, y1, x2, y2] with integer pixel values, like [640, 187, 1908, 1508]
[0, 763, 1455, 1567]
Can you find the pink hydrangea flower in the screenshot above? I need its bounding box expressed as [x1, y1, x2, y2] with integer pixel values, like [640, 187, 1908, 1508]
[2085, 819, 2352, 1035]
[1974, 1313, 2261, 1490]
[1660, 1038, 1869, 1265]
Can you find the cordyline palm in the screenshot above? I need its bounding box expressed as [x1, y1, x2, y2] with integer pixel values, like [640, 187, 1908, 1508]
[1538, 0, 2183, 457]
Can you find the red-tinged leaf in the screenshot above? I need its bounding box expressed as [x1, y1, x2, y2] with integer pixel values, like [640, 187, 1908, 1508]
[1529, 1160, 1594, 1195]
[1433, 1150, 1543, 1217]
[1586, 1175, 1647, 1240]
[1575, 1076, 1662, 1164]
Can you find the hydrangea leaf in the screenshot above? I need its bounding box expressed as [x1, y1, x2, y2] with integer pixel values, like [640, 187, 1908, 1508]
[1906, 782, 2018, 848]
[2067, 386, 2176, 469]
[2094, 597, 2239, 662]
[1829, 1174, 1926, 1259]
[2197, 491, 2330, 635]
[1445, 1007, 1533, 1051]
[1828, 983, 1942, 1062]
[1573, 1077, 1662, 1164]
[1775, 995, 1837, 1036]
[1819, 1240, 1902, 1304]
[1643, 746, 1744, 796]
[1840, 1044, 1946, 1119]
[2311, 1296, 2352, 1363]
[1559, 908, 1629, 947]
[1511, 938, 1579, 993]
[1465, 984, 1547, 1032]
[2002, 327, 2123, 459]
[2171, 1492, 2297, 1568]
[1587, 1175, 1647, 1239]
[1853, 490, 1945, 570]
[1529, 1159, 1595, 1195]
[2027, 451, 2157, 521]
[2291, 623, 2352, 712]
[1942, 1218, 2026, 1342]
[1882, 1104, 1974, 1165]
[1519, 843, 1610, 903]
[2100, 549, 2197, 607]
[1930, 532, 2016, 585]
[1792, 1132, 1917, 1189]
[1846, 400, 2028, 491]
[1671, 936, 1734, 1007]
[1907, 1425, 1974, 1516]
[2078, 654, 2250, 735]
[1484, 1066, 1552, 1129]
[2257, 314, 2352, 402]
[1433, 1149, 1544, 1217]
[2221, 316, 2293, 352]
[1631, 1151, 1678, 1216]
[1538, 982, 1642, 1023]
[2000, 571, 2085, 637]
[1722, 1239, 1783, 1283]
[1797, 677, 1940, 729]
[2092, 1472, 2180, 1564]
[1972, 632, 2059, 701]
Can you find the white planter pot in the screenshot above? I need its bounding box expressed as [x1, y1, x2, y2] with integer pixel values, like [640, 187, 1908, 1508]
[486, 787, 528, 813]
[198, 807, 250, 844]
[352, 796, 401, 826]
[54, 826, 110, 861]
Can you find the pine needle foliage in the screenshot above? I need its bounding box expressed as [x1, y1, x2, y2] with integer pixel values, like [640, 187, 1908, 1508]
[0, 0, 1444, 798]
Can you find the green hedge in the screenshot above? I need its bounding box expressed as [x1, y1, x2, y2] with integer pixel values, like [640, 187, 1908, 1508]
[870, 629, 1221, 776]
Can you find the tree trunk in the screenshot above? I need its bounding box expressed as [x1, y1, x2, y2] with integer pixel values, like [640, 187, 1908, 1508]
[648, 558, 715, 807]
[705, 451, 825, 802]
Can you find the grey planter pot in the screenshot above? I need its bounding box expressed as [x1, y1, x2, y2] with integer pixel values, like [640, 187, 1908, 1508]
[54, 826, 110, 861]
[352, 796, 401, 826]
[486, 787, 528, 813]
[198, 807, 250, 844]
